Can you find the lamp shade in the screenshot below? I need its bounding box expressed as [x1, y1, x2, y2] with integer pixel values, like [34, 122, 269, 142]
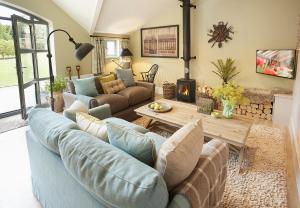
[75, 43, 94, 60]
[120, 48, 133, 57]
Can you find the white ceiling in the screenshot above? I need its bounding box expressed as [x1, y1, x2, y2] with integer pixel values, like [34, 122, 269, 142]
[95, 0, 175, 34]
[51, 0, 103, 34]
[51, 0, 175, 35]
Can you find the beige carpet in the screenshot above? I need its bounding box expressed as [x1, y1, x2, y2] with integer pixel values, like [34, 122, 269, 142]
[133, 117, 288, 208]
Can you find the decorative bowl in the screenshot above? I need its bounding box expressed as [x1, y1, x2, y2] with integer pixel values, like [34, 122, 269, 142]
[148, 102, 172, 113]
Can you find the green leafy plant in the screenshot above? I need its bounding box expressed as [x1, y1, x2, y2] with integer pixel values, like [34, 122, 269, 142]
[211, 58, 240, 84]
[45, 77, 67, 93]
[211, 82, 249, 106]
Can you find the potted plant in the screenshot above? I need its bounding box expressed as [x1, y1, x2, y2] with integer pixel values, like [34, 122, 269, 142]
[211, 58, 240, 85]
[211, 82, 249, 118]
[45, 77, 67, 112]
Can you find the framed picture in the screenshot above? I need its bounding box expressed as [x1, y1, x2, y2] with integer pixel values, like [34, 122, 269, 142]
[256, 49, 297, 79]
[141, 25, 179, 58]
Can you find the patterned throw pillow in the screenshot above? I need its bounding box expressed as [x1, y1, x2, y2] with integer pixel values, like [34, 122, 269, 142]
[155, 119, 204, 190]
[102, 80, 126, 94]
[116, 68, 135, 87]
[73, 77, 98, 97]
[76, 112, 108, 142]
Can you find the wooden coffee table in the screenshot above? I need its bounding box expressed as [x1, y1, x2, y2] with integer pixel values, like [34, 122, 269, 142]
[135, 99, 253, 171]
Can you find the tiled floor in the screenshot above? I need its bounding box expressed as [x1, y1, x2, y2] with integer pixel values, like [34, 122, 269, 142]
[0, 121, 298, 208]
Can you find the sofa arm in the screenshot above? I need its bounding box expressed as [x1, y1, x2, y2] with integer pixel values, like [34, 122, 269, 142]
[135, 81, 155, 101]
[170, 139, 229, 208]
[63, 92, 77, 108]
[76, 95, 98, 109]
[88, 104, 112, 120]
[63, 92, 98, 109]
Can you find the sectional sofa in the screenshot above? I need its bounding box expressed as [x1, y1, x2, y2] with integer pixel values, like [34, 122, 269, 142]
[27, 108, 229, 208]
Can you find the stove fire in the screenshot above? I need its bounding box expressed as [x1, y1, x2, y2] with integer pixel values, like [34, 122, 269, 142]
[177, 78, 195, 102]
[180, 86, 189, 96]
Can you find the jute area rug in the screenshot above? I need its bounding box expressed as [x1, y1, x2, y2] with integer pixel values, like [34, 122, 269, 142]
[0, 114, 27, 134]
[133, 117, 288, 208]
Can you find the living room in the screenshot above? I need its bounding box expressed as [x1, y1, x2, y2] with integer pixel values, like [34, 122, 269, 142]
[0, 0, 300, 207]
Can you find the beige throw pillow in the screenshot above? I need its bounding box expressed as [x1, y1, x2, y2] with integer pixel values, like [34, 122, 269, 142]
[76, 112, 108, 142]
[155, 119, 204, 190]
[68, 100, 88, 113]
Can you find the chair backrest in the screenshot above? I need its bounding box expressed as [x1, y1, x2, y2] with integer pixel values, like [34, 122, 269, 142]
[148, 64, 159, 83]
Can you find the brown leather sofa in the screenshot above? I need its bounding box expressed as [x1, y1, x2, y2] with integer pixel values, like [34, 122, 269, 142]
[63, 77, 155, 121]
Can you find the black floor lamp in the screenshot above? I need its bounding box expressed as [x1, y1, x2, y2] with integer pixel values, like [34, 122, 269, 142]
[47, 29, 94, 111]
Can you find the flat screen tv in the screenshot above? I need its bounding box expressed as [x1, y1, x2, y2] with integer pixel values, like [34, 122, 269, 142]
[256, 49, 296, 79]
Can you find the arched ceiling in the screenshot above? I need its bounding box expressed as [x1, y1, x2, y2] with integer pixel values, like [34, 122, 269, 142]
[51, 0, 175, 35]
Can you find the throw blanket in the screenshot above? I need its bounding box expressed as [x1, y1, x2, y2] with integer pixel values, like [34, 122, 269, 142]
[171, 139, 229, 208]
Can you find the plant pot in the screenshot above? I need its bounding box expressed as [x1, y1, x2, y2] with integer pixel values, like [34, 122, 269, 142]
[47, 91, 64, 113]
[222, 99, 234, 119]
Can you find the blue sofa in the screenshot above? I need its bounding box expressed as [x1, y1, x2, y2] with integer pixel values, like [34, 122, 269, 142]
[26, 108, 228, 208]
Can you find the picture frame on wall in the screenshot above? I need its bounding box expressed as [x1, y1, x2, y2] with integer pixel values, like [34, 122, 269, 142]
[141, 25, 179, 58]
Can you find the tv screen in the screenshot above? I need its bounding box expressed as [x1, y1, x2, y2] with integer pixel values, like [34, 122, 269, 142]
[256, 49, 296, 79]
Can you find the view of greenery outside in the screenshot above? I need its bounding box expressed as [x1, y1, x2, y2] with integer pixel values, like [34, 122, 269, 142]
[0, 22, 49, 88]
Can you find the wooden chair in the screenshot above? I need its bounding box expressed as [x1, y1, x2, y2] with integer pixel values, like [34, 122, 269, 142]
[140, 64, 159, 83]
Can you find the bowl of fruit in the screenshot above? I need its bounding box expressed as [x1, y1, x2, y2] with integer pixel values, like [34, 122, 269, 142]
[148, 102, 172, 113]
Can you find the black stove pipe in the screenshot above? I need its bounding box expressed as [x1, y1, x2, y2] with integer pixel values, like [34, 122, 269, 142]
[180, 0, 196, 80]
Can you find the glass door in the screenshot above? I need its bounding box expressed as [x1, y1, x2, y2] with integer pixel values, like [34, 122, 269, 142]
[11, 15, 49, 119]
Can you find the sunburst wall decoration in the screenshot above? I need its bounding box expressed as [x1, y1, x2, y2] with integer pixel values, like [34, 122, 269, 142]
[208, 21, 234, 48]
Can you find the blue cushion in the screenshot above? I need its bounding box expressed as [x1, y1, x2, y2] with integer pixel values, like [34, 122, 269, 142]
[28, 108, 79, 154]
[145, 132, 166, 156]
[73, 77, 98, 97]
[59, 130, 169, 208]
[107, 122, 156, 166]
[104, 117, 149, 133]
[116, 68, 135, 87]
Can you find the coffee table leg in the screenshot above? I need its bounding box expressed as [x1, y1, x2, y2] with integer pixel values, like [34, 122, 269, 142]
[145, 119, 153, 128]
[238, 146, 245, 173]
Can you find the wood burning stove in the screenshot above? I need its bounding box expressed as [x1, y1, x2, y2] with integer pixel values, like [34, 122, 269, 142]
[177, 78, 196, 102]
[177, 0, 196, 103]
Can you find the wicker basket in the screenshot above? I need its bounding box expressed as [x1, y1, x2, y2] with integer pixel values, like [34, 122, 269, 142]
[163, 82, 176, 99]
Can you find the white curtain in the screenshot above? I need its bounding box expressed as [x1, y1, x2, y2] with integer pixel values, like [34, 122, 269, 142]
[91, 37, 106, 74]
[120, 39, 129, 50]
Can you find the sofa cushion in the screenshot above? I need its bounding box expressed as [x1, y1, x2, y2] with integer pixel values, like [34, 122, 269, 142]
[28, 108, 79, 154]
[73, 77, 98, 97]
[116, 68, 135, 87]
[118, 86, 152, 106]
[59, 130, 169, 208]
[94, 94, 129, 114]
[107, 122, 156, 166]
[104, 117, 149, 133]
[155, 119, 204, 190]
[76, 112, 108, 142]
[145, 132, 166, 156]
[102, 80, 126, 94]
[63, 100, 89, 122]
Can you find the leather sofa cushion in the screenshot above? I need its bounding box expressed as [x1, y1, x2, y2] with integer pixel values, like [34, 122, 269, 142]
[94, 94, 129, 114]
[102, 80, 126, 94]
[118, 86, 152, 106]
[59, 130, 169, 208]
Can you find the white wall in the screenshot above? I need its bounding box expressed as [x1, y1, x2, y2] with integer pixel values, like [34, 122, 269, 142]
[290, 51, 300, 200]
[130, 0, 300, 90]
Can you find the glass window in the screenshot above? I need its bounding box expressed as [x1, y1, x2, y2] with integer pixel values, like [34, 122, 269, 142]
[36, 52, 49, 78]
[21, 53, 34, 83]
[105, 40, 120, 58]
[34, 24, 47, 50]
[18, 22, 32, 49]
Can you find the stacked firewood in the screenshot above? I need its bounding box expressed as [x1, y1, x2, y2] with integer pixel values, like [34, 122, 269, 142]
[233, 102, 273, 120]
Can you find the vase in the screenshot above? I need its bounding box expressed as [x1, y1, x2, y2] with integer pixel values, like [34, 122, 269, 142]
[222, 100, 234, 119]
[47, 91, 64, 113]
